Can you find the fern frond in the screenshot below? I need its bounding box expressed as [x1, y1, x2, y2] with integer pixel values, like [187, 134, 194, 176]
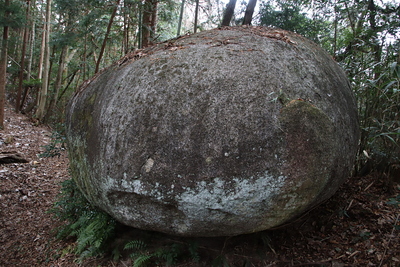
[155, 244, 181, 266]
[212, 255, 231, 267]
[50, 179, 116, 260]
[188, 242, 200, 262]
[124, 240, 147, 251]
[133, 253, 153, 267]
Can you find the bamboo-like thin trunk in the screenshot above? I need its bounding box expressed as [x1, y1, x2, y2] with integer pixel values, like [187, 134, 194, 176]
[35, 0, 52, 121]
[16, 0, 31, 112]
[177, 0, 185, 36]
[194, 0, 199, 33]
[142, 0, 152, 47]
[45, 45, 67, 121]
[0, 0, 10, 129]
[95, 0, 120, 73]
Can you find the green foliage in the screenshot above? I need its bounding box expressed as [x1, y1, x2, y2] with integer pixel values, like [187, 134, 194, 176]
[124, 240, 183, 267]
[50, 179, 117, 262]
[212, 255, 231, 267]
[22, 78, 42, 88]
[259, 0, 330, 43]
[154, 0, 179, 41]
[123, 238, 202, 267]
[50, 181, 204, 266]
[188, 241, 200, 262]
[387, 193, 400, 207]
[356, 59, 400, 172]
[0, 0, 26, 29]
[39, 129, 66, 158]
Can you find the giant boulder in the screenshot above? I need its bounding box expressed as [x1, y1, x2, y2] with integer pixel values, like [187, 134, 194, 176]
[65, 26, 359, 237]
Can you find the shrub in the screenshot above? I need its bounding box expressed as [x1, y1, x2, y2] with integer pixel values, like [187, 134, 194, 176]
[50, 179, 117, 262]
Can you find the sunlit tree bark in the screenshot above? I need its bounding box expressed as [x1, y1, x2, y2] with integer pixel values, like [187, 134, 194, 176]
[35, 0, 52, 121]
[142, 0, 157, 47]
[177, 0, 185, 36]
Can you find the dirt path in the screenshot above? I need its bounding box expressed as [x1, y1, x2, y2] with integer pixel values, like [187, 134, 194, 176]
[0, 104, 70, 266]
[0, 103, 399, 266]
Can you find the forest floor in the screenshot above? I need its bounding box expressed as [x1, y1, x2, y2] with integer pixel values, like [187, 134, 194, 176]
[0, 103, 399, 267]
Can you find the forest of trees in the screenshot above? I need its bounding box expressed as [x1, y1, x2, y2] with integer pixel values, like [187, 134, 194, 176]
[0, 0, 399, 171]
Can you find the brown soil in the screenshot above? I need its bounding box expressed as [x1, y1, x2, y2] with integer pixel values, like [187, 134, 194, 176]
[0, 104, 399, 267]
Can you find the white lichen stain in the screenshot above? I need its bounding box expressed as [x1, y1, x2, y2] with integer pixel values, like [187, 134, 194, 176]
[102, 170, 288, 233]
[178, 172, 286, 221]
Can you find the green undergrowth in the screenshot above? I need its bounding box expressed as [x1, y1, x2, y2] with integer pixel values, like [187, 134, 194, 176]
[50, 179, 117, 263]
[49, 176, 399, 266]
[39, 126, 66, 158]
[123, 239, 200, 267]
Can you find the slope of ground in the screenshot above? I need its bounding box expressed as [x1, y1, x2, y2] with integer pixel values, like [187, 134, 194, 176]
[0, 103, 399, 267]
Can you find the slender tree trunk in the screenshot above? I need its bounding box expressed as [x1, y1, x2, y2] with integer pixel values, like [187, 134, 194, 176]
[123, 0, 130, 54]
[177, 0, 185, 36]
[333, 4, 338, 58]
[194, 0, 199, 33]
[142, 0, 152, 47]
[35, 0, 52, 121]
[368, 0, 381, 72]
[58, 68, 78, 102]
[83, 32, 87, 80]
[16, 0, 31, 112]
[95, 0, 120, 73]
[142, 0, 157, 47]
[242, 0, 257, 25]
[138, 3, 143, 48]
[21, 4, 36, 111]
[27, 1, 35, 81]
[0, 1, 10, 130]
[221, 0, 237, 26]
[37, 23, 45, 82]
[149, 0, 157, 39]
[45, 45, 67, 121]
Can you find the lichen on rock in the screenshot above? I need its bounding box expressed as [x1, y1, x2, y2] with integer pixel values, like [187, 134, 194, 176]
[66, 26, 359, 237]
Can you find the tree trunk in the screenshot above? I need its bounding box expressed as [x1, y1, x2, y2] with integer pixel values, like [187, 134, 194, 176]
[142, 0, 157, 47]
[45, 45, 67, 121]
[27, 7, 35, 83]
[95, 0, 120, 74]
[35, 0, 52, 121]
[221, 0, 237, 26]
[83, 32, 87, 80]
[177, 0, 185, 36]
[37, 22, 45, 83]
[242, 0, 257, 25]
[194, 0, 199, 33]
[333, 4, 338, 58]
[0, 0, 10, 130]
[138, 4, 143, 48]
[368, 0, 381, 77]
[123, 0, 130, 54]
[142, 0, 151, 47]
[16, 0, 31, 112]
[150, 0, 157, 39]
